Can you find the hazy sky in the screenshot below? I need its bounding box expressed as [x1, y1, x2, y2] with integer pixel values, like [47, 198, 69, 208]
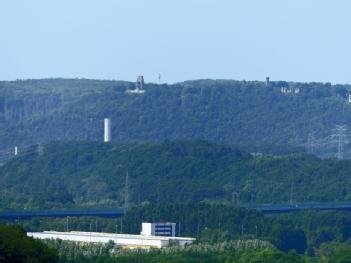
[1, 0, 350, 84]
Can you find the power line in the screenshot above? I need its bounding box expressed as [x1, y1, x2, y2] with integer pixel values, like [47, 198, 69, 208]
[304, 125, 351, 159]
[330, 125, 349, 160]
[307, 131, 317, 154]
[124, 170, 129, 214]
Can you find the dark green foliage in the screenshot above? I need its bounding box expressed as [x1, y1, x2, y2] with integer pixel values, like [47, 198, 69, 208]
[0, 224, 58, 263]
[317, 242, 351, 262]
[328, 248, 351, 263]
[2, 141, 351, 209]
[8, 204, 351, 259]
[1, 78, 351, 158]
[121, 204, 263, 239]
[20, 204, 348, 254]
[54, 248, 310, 263]
[269, 211, 351, 249]
[230, 249, 312, 263]
[270, 225, 307, 253]
[43, 238, 310, 263]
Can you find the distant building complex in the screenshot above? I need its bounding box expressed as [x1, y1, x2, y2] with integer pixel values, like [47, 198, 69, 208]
[28, 222, 195, 249]
[280, 87, 300, 94]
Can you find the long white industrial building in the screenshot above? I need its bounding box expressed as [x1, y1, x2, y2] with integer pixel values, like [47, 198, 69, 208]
[27, 231, 195, 248]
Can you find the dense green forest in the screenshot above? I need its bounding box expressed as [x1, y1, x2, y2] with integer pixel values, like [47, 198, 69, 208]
[17, 204, 351, 255]
[3, 78, 351, 262]
[0, 224, 58, 262]
[0, 228, 318, 263]
[1, 140, 351, 209]
[40, 238, 351, 263]
[8, 203, 351, 262]
[1, 78, 351, 159]
[42, 239, 313, 263]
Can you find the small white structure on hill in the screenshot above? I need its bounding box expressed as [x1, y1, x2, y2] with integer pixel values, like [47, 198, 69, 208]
[281, 87, 300, 94]
[126, 76, 146, 94]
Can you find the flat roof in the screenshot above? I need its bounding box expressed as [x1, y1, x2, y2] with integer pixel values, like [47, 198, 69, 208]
[32, 231, 196, 241]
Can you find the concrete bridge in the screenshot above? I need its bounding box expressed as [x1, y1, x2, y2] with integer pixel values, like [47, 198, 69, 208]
[0, 208, 124, 219]
[244, 202, 351, 213]
[2, 203, 351, 219]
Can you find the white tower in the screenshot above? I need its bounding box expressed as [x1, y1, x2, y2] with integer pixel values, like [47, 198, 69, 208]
[104, 118, 111, 143]
[136, 76, 144, 90]
[14, 146, 18, 156]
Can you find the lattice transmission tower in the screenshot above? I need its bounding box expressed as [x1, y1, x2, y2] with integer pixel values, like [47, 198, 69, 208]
[330, 125, 349, 160]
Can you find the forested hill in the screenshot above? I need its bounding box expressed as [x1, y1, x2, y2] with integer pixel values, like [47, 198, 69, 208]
[1, 78, 351, 158]
[1, 140, 351, 210]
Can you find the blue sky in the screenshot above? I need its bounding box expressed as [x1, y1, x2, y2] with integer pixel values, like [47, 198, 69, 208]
[1, 0, 350, 84]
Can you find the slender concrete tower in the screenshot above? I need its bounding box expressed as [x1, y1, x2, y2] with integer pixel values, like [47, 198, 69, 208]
[104, 118, 111, 143]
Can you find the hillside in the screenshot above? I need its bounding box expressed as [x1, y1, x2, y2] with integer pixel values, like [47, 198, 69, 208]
[1, 141, 351, 210]
[1, 78, 351, 159]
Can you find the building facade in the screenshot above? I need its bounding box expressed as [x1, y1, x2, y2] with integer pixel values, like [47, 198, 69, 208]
[141, 222, 176, 237]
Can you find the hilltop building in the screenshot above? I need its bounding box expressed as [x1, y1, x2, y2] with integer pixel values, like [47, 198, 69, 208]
[281, 87, 300, 94]
[126, 76, 146, 94]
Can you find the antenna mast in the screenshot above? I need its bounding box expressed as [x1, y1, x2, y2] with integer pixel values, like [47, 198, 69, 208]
[124, 170, 129, 214]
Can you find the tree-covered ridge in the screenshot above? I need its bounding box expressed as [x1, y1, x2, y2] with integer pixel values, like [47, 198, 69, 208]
[1, 78, 351, 157]
[1, 141, 351, 209]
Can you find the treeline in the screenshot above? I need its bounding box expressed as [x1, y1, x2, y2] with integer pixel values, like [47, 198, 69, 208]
[5, 203, 351, 261]
[42, 239, 312, 263]
[51, 245, 351, 263]
[0, 224, 58, 262]
[3, 227, 351, 263]
[1, 78, 351, 158]
[16, 204, 351, 255]
[120, 204, 351, 255]
[2, 141, 351, 209]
